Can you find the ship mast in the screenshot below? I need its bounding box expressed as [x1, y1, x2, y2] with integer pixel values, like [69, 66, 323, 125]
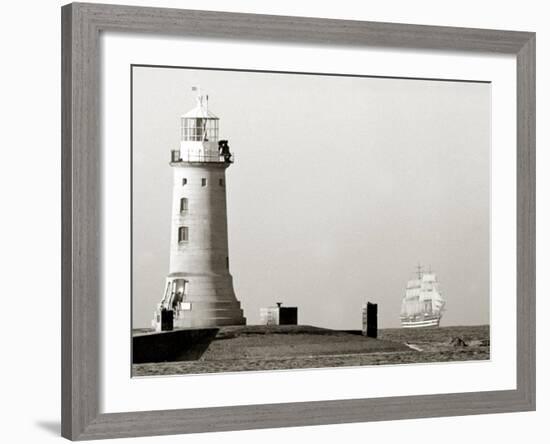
[416, 263, 423, 279]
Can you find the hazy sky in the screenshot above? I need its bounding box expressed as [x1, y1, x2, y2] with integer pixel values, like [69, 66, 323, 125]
[132, 66, 490, 330]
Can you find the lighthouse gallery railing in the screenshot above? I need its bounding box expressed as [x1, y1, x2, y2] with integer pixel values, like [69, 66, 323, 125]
[170, 150, 234, 164]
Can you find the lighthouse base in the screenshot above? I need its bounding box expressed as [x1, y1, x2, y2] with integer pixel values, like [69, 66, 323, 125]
[153, 273, 246, 330]
[173, 299, 246, 329]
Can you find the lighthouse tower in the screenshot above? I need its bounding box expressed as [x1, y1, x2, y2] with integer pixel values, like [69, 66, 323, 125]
[152, 88, 246, 329]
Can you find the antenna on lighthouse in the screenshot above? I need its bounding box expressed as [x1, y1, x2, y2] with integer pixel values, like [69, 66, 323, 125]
[191, 85, 209, 112]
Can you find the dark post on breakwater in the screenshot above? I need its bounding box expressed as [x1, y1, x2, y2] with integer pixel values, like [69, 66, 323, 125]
[156, 308, 174, 332]
[362, 302, 378, 338]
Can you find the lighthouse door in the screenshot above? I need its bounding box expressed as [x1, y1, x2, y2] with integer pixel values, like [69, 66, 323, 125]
[173, 279, 187, 299]
[164, 278, 186, 310]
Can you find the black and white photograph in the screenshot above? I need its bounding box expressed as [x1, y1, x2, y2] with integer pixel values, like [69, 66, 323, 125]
[131, 66, 491, 376]
[1, 0, 541, 442]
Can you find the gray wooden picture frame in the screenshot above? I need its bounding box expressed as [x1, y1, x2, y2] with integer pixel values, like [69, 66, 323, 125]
[61, 2, 536, 440]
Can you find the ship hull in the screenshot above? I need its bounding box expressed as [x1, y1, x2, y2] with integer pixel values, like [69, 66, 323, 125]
[400, 316, 441, 328]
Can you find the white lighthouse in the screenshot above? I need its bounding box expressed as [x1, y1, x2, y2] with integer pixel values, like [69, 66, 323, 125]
[152, 88, 246, 329]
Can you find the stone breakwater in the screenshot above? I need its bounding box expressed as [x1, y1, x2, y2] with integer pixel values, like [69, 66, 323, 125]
[132, 324, 489, 376]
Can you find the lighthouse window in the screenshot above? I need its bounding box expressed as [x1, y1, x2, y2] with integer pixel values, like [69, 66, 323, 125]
[178, 226, 189, 243]
[201, 178, 207, 187]
[219, 178, 224, 187]
[182, 178, 187, 186]
[180, 198, 188, 212]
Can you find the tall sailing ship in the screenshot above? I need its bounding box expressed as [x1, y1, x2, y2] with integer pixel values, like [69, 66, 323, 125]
[400, 266, 446, 328]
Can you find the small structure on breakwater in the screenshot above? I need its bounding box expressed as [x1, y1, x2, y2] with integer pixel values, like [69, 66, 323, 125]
[259, 302, 298, 326]
[362, 302, 378, 338]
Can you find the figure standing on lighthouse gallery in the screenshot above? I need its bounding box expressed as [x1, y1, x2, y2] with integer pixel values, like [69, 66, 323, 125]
[152, 88, 246, 331]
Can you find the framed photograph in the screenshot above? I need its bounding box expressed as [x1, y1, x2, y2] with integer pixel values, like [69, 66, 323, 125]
[61, 2, 535, 440]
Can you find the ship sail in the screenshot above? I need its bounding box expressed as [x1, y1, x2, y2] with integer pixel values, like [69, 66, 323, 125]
[400, 267, 446, 328]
